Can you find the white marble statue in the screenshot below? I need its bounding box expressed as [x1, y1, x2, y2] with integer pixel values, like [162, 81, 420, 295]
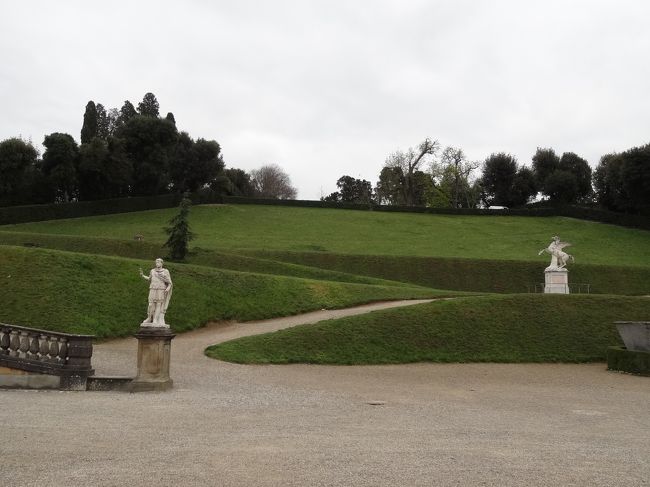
[139, 258, 173, 327]
[538, 236, 574, 270]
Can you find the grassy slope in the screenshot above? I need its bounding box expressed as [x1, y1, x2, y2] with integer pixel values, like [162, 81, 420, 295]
[206, 294, 650, 364]
[0, 246, 448, 338]
[243, 250, 650, 295]
[2, 204, 649, 267]
[0, 231, 411, 287]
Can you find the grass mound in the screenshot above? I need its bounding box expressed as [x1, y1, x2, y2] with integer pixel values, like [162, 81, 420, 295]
[206, 294, 650, 364]
[0, 246, 449, 338]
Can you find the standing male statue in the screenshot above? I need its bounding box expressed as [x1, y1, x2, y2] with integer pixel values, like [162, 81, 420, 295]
[139, 258, 173, 327]
[538, 236, 574, 270]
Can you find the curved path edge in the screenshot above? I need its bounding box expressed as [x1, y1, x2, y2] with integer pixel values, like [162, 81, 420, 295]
[93, 298, 439, 375]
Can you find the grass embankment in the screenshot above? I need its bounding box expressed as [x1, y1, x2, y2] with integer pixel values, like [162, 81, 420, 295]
[0, 231, 410, 287]
[206, 294, 650, 364]
[2, 204, 649, 267]
[3, 230, 647, 295]
[243, 250, 650, 295]
[0, 246, 450, 338]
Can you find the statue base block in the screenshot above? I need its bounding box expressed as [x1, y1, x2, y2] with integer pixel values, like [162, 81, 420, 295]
[544, 268, 569, 294]
[128, 326, 175, 393]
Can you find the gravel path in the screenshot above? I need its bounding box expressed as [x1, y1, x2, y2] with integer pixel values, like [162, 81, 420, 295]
[1, 299, 649, 487]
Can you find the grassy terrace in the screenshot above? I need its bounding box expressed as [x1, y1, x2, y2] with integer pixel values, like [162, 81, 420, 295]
[1, 203, 648, 352]
[2, 204, 649, 267]
[206, 294, 650, 364]
[0, 246, 447, 337]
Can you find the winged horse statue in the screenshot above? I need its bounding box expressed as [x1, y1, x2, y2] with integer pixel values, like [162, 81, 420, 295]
[538, 236, 574, 270]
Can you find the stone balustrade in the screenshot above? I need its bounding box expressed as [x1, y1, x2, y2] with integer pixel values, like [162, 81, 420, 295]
[0, 323, 94, 379]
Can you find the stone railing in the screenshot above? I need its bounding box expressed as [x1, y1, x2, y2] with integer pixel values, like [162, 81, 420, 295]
[0, 323, 94, 378]
[527, 283, 591, 294]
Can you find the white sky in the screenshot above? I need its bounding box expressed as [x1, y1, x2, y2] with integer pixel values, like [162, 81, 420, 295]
[1, 0, 649, 199]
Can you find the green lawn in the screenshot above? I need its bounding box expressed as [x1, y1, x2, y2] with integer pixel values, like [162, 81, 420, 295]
[0, 245, 449, 337]
[2, 204, 649, 267]
[206, 294, 650, 364]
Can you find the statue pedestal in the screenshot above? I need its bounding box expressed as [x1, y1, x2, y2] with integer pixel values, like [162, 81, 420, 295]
[128, 325, 175, 392]
[544, 268, 569, 294]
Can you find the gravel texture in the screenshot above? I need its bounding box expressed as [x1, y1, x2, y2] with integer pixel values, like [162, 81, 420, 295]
[1, 299, 649, 487]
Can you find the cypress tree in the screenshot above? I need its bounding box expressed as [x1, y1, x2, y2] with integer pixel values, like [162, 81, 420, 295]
[80, 101, 98, 144]
[164, 194, 195, 261]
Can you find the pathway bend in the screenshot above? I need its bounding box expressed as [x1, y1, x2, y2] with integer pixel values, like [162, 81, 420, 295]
[92, 298, 436, 377]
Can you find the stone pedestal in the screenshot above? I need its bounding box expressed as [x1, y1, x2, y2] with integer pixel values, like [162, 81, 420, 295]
[544, 268, 569, 294]
[128, 326, 175, 392]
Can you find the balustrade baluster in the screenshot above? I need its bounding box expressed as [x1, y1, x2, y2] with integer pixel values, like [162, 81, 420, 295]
[48, 337, 59, 363]
[9, 330, 20, 357]
[0, 329, 9, 355]
[58, 338, 68, 363]
[19, 331, 30, 359]
[39, 334, 49, 360]
[29, 333, 40, 358]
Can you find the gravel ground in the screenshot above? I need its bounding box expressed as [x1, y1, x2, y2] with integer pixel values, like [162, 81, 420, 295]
[1, 299, 648, 487]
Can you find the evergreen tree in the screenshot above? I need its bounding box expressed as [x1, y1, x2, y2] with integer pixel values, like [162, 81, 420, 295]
[164, 194, 195, 261]
[138, 92, 160, 117]
[80, 101, 98, 144]
[115, 100, 137, 128]
[42, 133, 79, 202]
[0, 137, 39, 205]
[165, 112, 176, 125]
[114, 115, 178, 195]
[559, 152, 592, 202]
[96, 103, 111, 139]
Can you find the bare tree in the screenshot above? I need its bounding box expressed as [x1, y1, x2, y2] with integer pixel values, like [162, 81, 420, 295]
[251, 164, 297, 199]
[435, 146, 480, 208]
[384, 137, 439, 206]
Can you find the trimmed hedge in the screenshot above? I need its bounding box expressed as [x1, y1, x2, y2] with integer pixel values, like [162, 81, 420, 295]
[0, 194, 182, 225]
[557, 206, 650, 231]
[222, 196, 555, 216]
[607, 346, 650, 376]
[0, 192, 226, 225]
[242, 250, 650, 295]
[222, 197, 649, 230]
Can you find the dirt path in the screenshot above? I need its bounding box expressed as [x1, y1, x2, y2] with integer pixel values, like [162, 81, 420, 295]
[91, 298, 436, 377]
[1, 299, 649, 487]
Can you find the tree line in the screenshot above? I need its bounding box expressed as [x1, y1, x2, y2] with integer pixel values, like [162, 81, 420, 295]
[0, 92, 297, 207]
[323, 138, 649, 215]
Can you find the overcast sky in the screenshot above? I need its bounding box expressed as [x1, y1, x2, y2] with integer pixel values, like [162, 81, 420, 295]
[1, 1, 649, 199]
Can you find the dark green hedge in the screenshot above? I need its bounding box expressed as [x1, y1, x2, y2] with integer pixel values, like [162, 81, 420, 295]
[222, 196, 555, 216]
[1, 192, 647, 230]
[557, 206, 650, 231]
[223, 196, 649, 229]
[242, 250, 650, 295]
[607, 346, 650, 376]
[0, 192, 227, 225]
[0, 194, 183, 225]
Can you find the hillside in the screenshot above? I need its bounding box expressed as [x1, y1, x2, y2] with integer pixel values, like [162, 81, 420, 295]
[2, 204, 649, 267]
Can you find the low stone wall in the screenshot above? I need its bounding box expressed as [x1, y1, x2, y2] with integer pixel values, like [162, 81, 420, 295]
[0, 323, 95, 390]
